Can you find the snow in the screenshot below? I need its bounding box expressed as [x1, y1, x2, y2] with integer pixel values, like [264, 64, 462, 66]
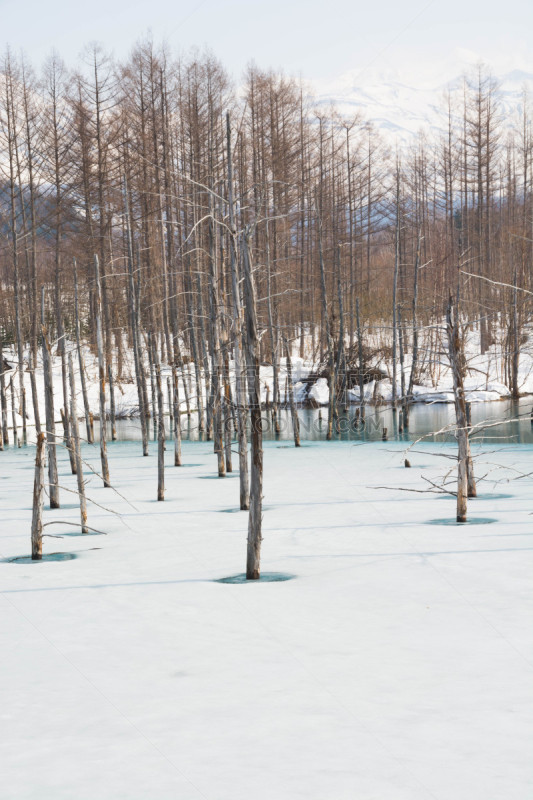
[308, 376, 329, 405]
[313, 66, 533, 143]
[1, 437, 532, 799]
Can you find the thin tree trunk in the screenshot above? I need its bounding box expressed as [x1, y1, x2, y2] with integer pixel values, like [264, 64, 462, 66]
[10, 377, 18, 447]
[284, 336, 301, 447]
[108, 364, 117, 440]
[68, 354, 88, 533]
[29, 349, 41, 436]
[172, 364, 182, 466]
[446, 296, 473, 522]
[356, 298, 365, 421]
[94, 255, 110, 487]
[31, 431, 46, 559]
[317, 208, 335, 440]
[124, 179, 149, 456]
[265, 221, 280, 435]
[406, 229, 422, 428]
[0, 340, 10, 445]
[242, 232, 263, 580]
[74, 262, 93, 443]
[152, 337, 165, 500]
[392, 166, 400, 410]
[41, 290, 60, 509]
[227, 113, 249, 509]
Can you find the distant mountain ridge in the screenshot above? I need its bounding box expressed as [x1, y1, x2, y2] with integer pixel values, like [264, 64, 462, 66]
[313, 68, 533, 142]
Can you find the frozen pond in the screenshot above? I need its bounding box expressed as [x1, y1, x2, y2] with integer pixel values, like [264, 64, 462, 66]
[1, 383, 532, 799]
[0, 436, 532, 799]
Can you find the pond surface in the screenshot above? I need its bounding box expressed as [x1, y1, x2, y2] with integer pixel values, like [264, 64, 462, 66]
[97, 397, 533, 445]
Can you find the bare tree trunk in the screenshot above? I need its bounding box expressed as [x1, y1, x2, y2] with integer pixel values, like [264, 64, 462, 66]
[57, 309, 76, 474]
[511, 263, 520, 399]
[317, 209, 335, 440]
[222, 344, 233, 472]
[124, 178, 149, 456]
[167, 376, 173, 427]
[94, 255, 110, 487]
[207, 183, 225, 477]
[28, 349, 41, 436]
[284, 336, 301, 447]
[405, 229, 422, 429]
[74, 263, 93, 443]
[356, 298, 365, 421]
[227, 113, 249, 509]
[0, 340, 10, 445]
[68, 354, 88, 533]
[242, 232, 263, 579]
[31, 432, 46, 559]
[265, 221, 280, 435]
[446, 296, 471, 522]
[152, 336, 165, 500]
[108, 364, 117, 440]
[398, 307, 406, 431]
[172, 364, 182, 466]
[391, 165, 400, 410]
[10, 376, 18, 447]
[41, 292, 60, 509]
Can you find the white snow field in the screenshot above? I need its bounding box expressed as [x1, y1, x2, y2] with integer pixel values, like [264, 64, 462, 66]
[1, 438, 532, 799]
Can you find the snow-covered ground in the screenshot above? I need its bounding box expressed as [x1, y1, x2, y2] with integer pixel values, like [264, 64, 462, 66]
[1, 437, 531, 799]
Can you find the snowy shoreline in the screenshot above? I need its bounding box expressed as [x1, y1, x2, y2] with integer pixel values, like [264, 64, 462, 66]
[1, 326, 532, 440]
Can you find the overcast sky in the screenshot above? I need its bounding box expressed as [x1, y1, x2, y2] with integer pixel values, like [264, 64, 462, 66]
[2, 0, 532, 84]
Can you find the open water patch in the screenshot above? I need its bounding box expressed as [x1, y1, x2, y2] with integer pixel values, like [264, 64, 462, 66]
[6, 552, 78, 564]
[428, 517, 497, 526]
[215, 571, 295, 584]
[471, 493, 514, 501]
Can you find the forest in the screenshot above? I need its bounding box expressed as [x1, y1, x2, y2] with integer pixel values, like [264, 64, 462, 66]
[1, 43, 531, 398]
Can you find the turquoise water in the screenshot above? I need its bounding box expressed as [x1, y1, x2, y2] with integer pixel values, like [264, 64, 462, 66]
[100, 397, 533, 445]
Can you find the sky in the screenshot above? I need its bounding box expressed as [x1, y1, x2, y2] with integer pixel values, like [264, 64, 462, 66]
[1, 0, 532, 86]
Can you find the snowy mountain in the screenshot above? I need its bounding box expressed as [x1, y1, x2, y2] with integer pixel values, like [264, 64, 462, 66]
[313, 67, 533, 142]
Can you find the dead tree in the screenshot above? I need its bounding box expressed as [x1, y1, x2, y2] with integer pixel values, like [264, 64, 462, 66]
[172, 364, 182, 466]
[124, 175, 149, 456]
[152, 336, 165, 500]
[74, 262, 93, 443]
[284, 336, 301, 447]
[227, 113, 249, 509]
[0, 340, 10, 446]
[391, 163, 401, 410]
[108, 364, 117, 440]
[31, 431, 46, 559]
[355, 299, 365, 420]
[405, 229, 422, 428]
[446, 296, 476, 522]
[41, 292, 60, 509]
[68, 354, 88, 533]
[317, 207, 335, 440]
[9, 376, 18, 447]
[242, 231, 263, 580]
[94, 255, 110, 487]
